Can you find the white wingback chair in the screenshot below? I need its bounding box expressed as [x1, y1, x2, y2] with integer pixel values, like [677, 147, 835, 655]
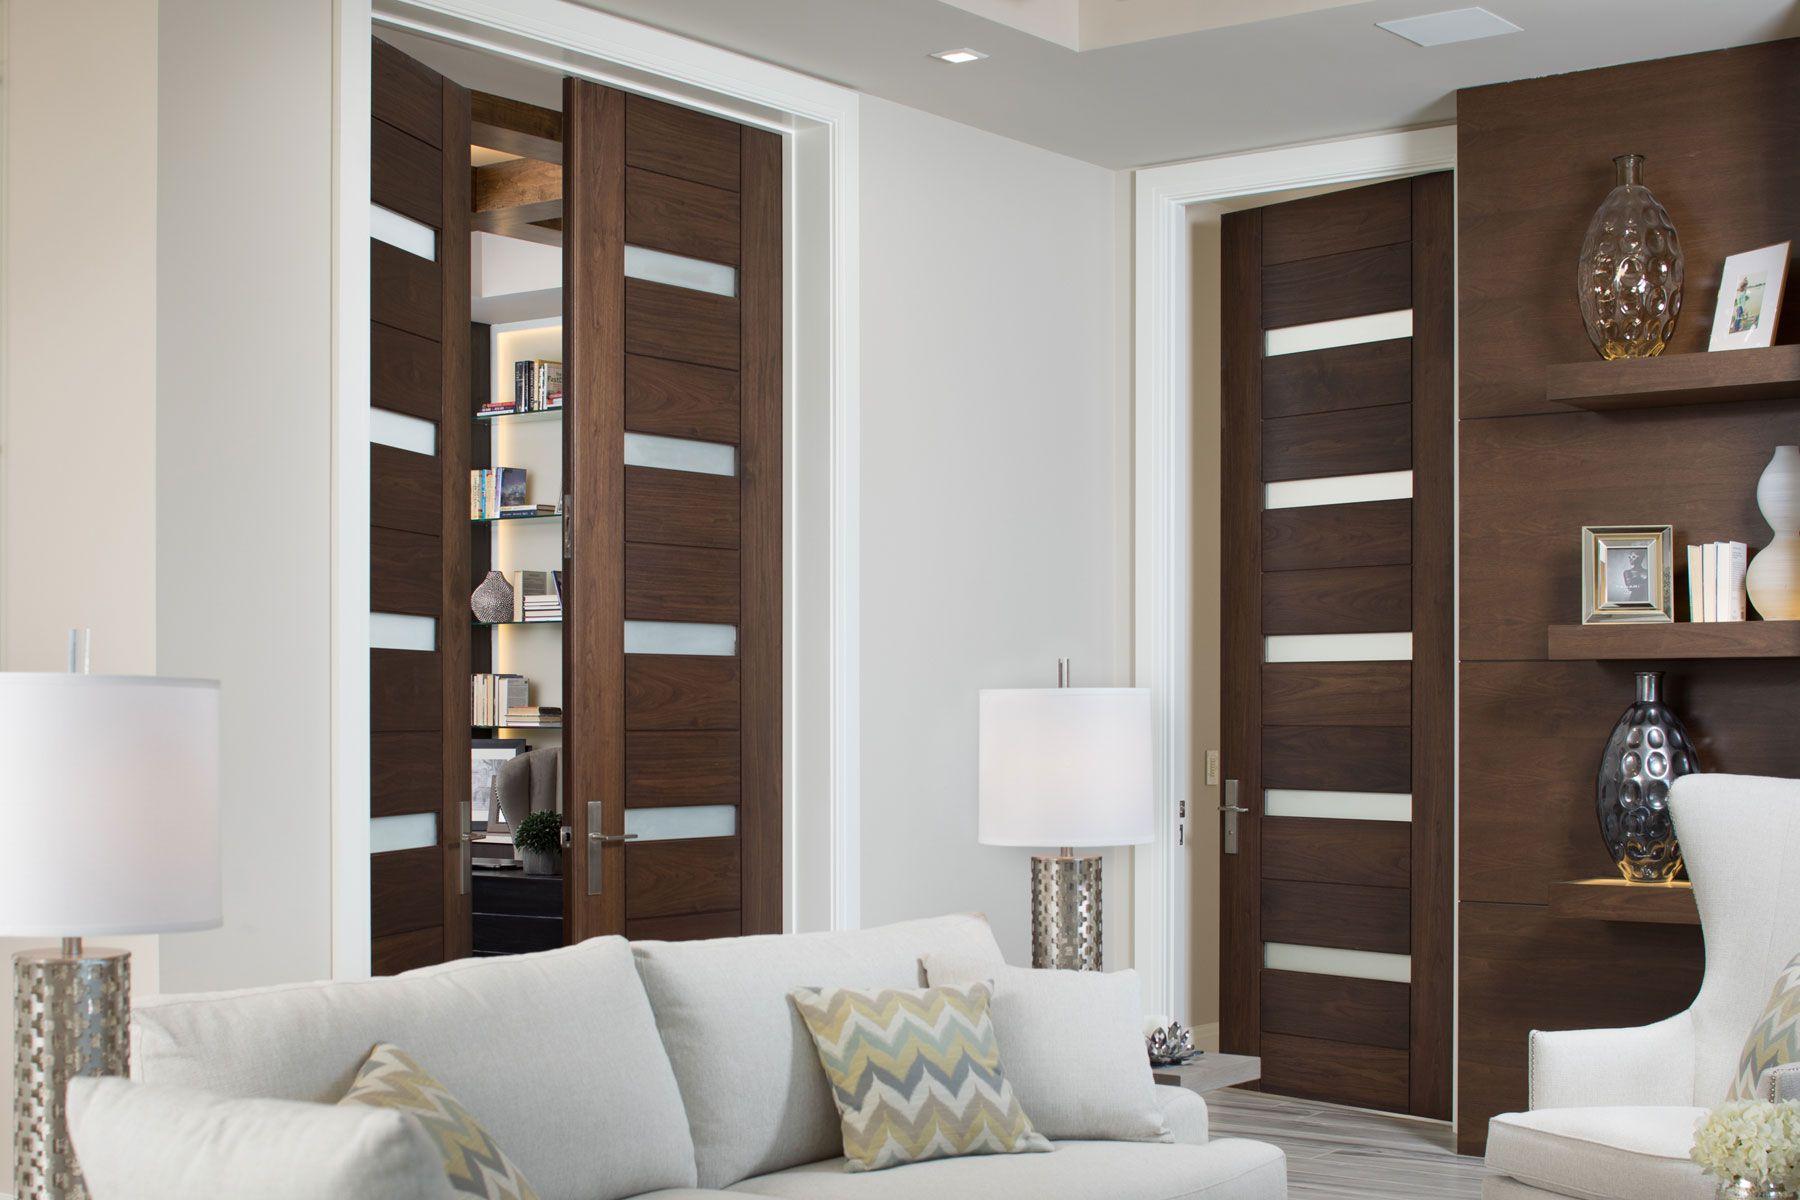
[1485, 774, 1800, 1200]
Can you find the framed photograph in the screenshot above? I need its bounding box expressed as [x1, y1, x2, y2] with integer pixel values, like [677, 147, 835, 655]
[1581, 526, 1674, 624]
[1708, 241, 1790, 351]
[471, 737, 528, 832]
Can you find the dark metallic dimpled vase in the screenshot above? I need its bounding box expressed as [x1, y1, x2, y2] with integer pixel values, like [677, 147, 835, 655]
[1595, 671, 1700, 882]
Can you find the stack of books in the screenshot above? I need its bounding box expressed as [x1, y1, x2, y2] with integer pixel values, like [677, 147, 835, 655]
[476, 359, 564, 418]
[471, 673, 530, 726]
[470, 468, 550, 520]
[503, 705, 562, 728]
[520, 569, 563, 622]
[1687, 541, 1748, 621]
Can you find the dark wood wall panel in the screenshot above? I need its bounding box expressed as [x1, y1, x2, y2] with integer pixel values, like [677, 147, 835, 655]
[625, 94, 740, 191]
[626, 910, 742, 942]
[371, 241, 441, 341]
[373, 39, 441, 146]
[1263, 339, 1411, 420]
[371, 119, 442, 226]
[1262, 662, 1410, 727]
[1262, 1033, 1409, 1112]
[1262, 564, 1410, 635]
[624, 544, 740, 623]
[372, 731, 442, 818]
[1263, 879, 1409, 954]
[371, 846, 444, 940]
[1263, 726, 1410, 792]
[372, 445, 440, 536]
[627, 168, 740, 264]
[1262, 500, 1411, 572]
[1262, 404, 1411, 482]
[1261, 969, 1410, 1051]
[372, 526, 441, 616]
[625, 354, 740, 443]
[372, 926, 444, 977]
[1454, 42, 1800, 1151]
[625, 466, 739, 548]
[1263, 816, 1410, 889]
[627, 836, 740, 918]
[1262, 244, 1410, 329]
[371, 650, 441, 732]
[626, 731, 740, 807]
[371, 323, 442, 420]
[625, 279, 740, 370]
[1261, 179, 1410, 266]
[625, 656, 740, 730]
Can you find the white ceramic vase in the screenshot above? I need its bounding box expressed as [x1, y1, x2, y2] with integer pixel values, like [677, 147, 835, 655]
[1747, 445, 1800, 621]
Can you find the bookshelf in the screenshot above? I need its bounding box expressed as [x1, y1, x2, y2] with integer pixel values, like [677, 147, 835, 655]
[1546, 621, 1800, 660]
[1547, 878, 1698, 925]
[1545, 345, 1800, 412]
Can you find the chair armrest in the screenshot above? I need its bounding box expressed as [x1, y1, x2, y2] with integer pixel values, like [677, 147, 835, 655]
[1757, 1063, 1800, 1102]
[1529, 1011, 1695, 1110]
[1154, 1083, 1209, 1146]
[67, 1077, 445, 1200]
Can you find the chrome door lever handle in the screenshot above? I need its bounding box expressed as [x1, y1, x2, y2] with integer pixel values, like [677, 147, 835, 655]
[1219, 805, 1249, 814]
[589, 833, 639, 845]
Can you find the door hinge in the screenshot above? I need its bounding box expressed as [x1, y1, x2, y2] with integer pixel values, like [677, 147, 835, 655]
[562, 494, 573, 560]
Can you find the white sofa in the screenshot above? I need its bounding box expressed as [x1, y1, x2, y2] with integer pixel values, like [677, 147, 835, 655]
[1484, 775, 1800, 1200]
[68, 913, 1287, 1199]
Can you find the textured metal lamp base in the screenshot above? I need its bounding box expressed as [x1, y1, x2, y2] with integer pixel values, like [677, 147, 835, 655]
[13, 945, 129, 1200]
[1030, 854, 1102, 970]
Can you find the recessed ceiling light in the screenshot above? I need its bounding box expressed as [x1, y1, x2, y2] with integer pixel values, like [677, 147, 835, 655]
[1378, 7, 1521, 47]
[930, 47, 989, 64]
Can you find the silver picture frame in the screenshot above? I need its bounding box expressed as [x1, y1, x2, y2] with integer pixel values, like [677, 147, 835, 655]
[1581, 525, 1674, 624]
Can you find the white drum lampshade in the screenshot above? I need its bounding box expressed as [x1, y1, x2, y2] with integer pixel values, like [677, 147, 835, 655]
[0, 673, 222, 937]
[978, 687, 1154, 849]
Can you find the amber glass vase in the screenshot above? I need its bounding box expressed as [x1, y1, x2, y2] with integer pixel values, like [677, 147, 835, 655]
[1577, 154, 1683, 359]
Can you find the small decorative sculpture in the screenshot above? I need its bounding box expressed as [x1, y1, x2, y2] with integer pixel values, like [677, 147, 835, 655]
[1142, 1015, 1202, 1067]
[1747, 446, 1800, 620]
[1577, 154, 1683, 359]
[1595, 671, 1700, 882]
[470, 570, 515, 624]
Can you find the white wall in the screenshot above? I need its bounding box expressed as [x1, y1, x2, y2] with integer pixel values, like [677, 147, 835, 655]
[857, 97, 1131, 965]
[153, 0, 337, 993]
[0, 1, 162, 1188]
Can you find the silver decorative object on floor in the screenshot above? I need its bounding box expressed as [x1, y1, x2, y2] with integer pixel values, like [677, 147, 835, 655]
[14, 941, 130, 1200]
[1595, 670, 1699, 882]
[1030, 851, 1102, 970]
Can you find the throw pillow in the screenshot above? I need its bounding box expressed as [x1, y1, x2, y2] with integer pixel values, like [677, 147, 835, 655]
[340, 1042, 539, 1200]
[789, 981, 1052, 1172]
[923, 955, 1170, 1143]
[1732, 953, 1800, 1099]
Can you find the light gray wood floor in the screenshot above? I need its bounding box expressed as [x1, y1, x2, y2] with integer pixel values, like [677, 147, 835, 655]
[1207, 1087, 1490, 1199]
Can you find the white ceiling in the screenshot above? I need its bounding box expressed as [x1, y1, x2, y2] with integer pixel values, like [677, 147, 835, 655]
[570, 0, 1800, 169]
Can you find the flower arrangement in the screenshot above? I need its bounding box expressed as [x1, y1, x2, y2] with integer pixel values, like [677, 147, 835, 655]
[1691, 1100, 1800, 1195]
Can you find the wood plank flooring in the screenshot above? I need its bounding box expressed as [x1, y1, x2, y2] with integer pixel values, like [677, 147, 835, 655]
[1207, 1087, 1489, 1198]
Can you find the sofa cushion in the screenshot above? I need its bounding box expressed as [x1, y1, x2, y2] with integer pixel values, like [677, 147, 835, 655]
[1732, 951, 1800, 1099]
[66, 1077, 452, 1200]
[924, 955, 1168, 1143]
[726, 1138, 1287, 1199]
[1485, 1107, 1711, 1200]
[132, 937, 696, 1200]
[632, 913, 1006, 1188]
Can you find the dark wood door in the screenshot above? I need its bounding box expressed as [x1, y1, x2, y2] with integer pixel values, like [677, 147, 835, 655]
[1220, 174, 1453, 1117]
[368, 37, 473, 974]
[562, 80, 782, 942]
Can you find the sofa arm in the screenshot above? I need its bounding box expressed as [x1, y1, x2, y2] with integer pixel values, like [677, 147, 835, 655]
[1154, 1083, 1209, 1145]
[1529, 1011, 1695, 1110]
[68, 1078, 446, 1200]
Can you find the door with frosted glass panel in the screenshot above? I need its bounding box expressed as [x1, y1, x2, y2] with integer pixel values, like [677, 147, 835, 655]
[561, 79, 782, 941]
[1219, 175, 1452, 1118]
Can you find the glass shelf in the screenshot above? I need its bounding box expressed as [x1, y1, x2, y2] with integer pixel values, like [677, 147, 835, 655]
[472, 723, 563, 731]
[472, 618, 563, 628]
[475, 406, 563, 424]
[471, 511, 561, 524]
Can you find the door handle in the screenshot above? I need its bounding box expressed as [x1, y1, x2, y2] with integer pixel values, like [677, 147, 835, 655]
[1222, 779, 1246, 855]
[589, 833, 639, 845]
[458, 801, 472, 894]
[582, 802, 638, 896]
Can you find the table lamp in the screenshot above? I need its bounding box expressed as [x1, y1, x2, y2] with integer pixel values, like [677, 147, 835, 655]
[0, 672, 220, 1200]
[978, 664, 1153, 970]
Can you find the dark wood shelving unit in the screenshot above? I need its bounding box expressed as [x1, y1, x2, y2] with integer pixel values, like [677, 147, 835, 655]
[1547, 621, 1800, 660]
[1545, 344, 1800, 412]
[1548, 879, 1698, 926]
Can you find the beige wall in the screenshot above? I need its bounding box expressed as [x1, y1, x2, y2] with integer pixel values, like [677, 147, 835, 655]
[0, 1, 162, 1188]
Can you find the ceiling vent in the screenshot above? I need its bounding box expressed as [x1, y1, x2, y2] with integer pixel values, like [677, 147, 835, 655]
[1377, 7, 1521, 47]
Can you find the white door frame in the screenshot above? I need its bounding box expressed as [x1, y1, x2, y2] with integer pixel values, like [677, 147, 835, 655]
[331, 0, 863, 976]
[1130, 126, 1457, 1018]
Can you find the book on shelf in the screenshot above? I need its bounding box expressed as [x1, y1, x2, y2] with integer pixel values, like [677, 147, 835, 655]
[1687, 540, 1747, 621]
[511, 569, 563, 622]
[470, 673, 530, 726]
[497, 503, 557, 518]
[504, 705, 562, 727]
[469, 468, 528, 519]
[1716, 541, 1747, 622]
[513, 359, 564, 413]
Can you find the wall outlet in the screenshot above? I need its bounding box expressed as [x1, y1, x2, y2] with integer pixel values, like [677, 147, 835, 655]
[1204, 749, 1220, 787]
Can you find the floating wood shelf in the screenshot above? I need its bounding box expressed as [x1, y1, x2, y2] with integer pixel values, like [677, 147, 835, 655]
[1545, 344, 1800, 411]
[1549, 878, 1698, 926]
[1547, 621, 1800, 660]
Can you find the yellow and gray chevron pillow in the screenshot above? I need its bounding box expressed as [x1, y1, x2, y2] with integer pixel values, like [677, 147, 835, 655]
[790, 982, 1052, 1173]
[339, 1043, 539, 1200]
[1734, 954, 1800, 1099]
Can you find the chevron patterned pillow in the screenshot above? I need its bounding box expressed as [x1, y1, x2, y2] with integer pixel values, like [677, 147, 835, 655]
[790, 982, 1053, 1173]
[339, 1043, 539, 1200]
[1733, 954, 1800, 1099]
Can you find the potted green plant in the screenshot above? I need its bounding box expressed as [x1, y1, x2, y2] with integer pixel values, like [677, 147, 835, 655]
[512, 810, 562, 876]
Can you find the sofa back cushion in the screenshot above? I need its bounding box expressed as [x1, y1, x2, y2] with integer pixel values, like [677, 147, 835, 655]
[132, 937, 696, 1200]
[631, 913, 1005, 1188]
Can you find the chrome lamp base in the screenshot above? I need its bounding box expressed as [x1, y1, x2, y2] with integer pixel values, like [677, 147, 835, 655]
[1030, 852, 1102, 970]
[13, 940, 130, 1200]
